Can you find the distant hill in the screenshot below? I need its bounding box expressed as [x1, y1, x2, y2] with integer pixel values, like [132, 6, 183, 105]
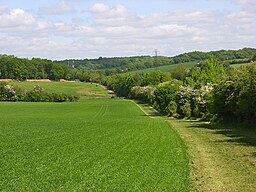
[172, 47, 256, 64]
[57, 47, 256, 74]
[1, 48, 255, 79]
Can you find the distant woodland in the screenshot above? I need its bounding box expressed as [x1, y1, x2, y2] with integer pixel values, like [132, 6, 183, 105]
[0, 48, 255, 80]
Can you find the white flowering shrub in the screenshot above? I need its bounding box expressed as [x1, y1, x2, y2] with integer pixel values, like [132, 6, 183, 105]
[0, 83, 79, 102]
[130, 86, 155, 103]
[0, 84, 17, 101]
[176, 84, 213, 118]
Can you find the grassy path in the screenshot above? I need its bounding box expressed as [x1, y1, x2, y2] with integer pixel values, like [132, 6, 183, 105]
[168, 119, 256, 192]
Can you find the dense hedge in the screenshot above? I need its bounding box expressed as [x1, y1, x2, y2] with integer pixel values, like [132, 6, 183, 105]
[210, 63, 256, 123]
[107, 59, 256, 124]
[0, 83, 79, 102]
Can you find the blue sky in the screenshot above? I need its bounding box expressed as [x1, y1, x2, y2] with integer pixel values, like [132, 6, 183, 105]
[0, 0, 255, 59]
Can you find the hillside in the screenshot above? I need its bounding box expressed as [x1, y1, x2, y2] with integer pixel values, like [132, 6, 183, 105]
[57, 47, 256, 73]
[0, 48, 255, 80]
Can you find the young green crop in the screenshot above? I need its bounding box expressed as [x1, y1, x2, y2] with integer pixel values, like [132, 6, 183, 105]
[0, 99, 188, 191]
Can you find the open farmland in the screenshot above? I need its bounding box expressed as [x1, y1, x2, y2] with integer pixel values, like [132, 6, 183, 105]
[130, 61, 197, 73]
[0, 99, 188, 191]
[9, 81, 109, 99]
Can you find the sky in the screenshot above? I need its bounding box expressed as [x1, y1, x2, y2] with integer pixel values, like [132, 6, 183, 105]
[0, 0, 255, 60]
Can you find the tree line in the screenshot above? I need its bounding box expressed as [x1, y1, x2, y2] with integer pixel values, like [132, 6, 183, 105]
[0, 55, 105, 82]
[1, 48, 255, 81]
[57, 47, 256, 74]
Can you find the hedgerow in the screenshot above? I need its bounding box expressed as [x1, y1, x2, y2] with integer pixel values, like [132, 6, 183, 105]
[0, 83, 79, 102]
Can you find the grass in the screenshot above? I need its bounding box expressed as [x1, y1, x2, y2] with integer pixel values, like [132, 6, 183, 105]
[9, 81, 109, 99]
[231, 62, 250, 68]
[130, 61, 250, 73]
[0, 99, 188, 191]
[168, 119, 256, 192]
[130, 61, 197, 73]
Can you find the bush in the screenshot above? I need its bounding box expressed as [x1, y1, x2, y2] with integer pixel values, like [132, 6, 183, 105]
[176, 84, 213, 118]
[0, 84, 79, 102]
[130, 86, 155, 103]
[153, 81, 181, 115]
[209, 63, 256, 123]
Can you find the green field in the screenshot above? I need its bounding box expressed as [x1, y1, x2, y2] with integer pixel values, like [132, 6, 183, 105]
[130, 62, 197, 73]
[9, 81, 109, 99]
[130, 61, 250, 73]
[0, 99, 188, 191]
[231, 62, 250, 68]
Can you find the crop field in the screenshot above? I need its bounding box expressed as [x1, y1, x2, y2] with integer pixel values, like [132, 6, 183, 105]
[9, 81, 109, 99]
[231, 62, 250, 68]
[0, 99, 188, 191]
[130, 61, 250, 74]
[130, 61, 197, 73]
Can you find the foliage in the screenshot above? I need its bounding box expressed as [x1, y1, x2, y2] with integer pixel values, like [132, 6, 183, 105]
[107, 71, 171, 98]
[153, 81, 181, 116]
[251, 53, 256, 62]
[114, 58, 255, 124]
[0, 55, 71, 80]
[10, 81, 109, 99]
[170, 63, 188, 80]
[210, 63, 256, 123]
[57, 47, 256, 74]
[185, 57, 229, 87]
[58, 56, 172, 72]
[130, 86, 155, 103]
[172, 47, 256, 64]
[0, 83, 79, 102]
[176, 85, 213, 118]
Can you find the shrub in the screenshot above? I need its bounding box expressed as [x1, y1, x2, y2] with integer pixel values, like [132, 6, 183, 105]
[209, 63, 256, 123]
[0, 84, 79, 102]
[176, 84, 213, 118]
[153, 81, 181, 115]
[130, 86, 155, 103]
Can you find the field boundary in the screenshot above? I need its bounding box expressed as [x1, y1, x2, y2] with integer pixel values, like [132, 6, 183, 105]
[131, 101, 160, 118]
[136, 102, 256, 192]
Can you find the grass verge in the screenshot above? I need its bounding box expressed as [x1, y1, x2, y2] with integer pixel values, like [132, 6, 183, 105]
[168, 119, 256, 192]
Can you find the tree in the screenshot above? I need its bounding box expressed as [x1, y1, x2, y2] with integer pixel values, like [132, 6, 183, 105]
[153, 81, 181, 115]
[49, 64, 65, 80]
[170, 63, 187, 80]
[251, 53, 256, 62]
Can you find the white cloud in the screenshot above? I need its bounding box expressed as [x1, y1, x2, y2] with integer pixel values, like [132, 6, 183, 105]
[38, 1, 75, 15]
[0, 4, 9, 13]
[0, 8, 35, 28]
[233, 0, 255, 4]
[230, 0, 256, 11]
[0, 2, 255, 59]
[89, 3, 136, 27]
[90, 3, 129, 17]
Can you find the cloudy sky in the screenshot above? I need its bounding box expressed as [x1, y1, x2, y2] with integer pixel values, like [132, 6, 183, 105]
[0, 0, 255, 60]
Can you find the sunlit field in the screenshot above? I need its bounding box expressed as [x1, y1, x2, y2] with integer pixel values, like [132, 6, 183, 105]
[0, 99, 188, 191]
